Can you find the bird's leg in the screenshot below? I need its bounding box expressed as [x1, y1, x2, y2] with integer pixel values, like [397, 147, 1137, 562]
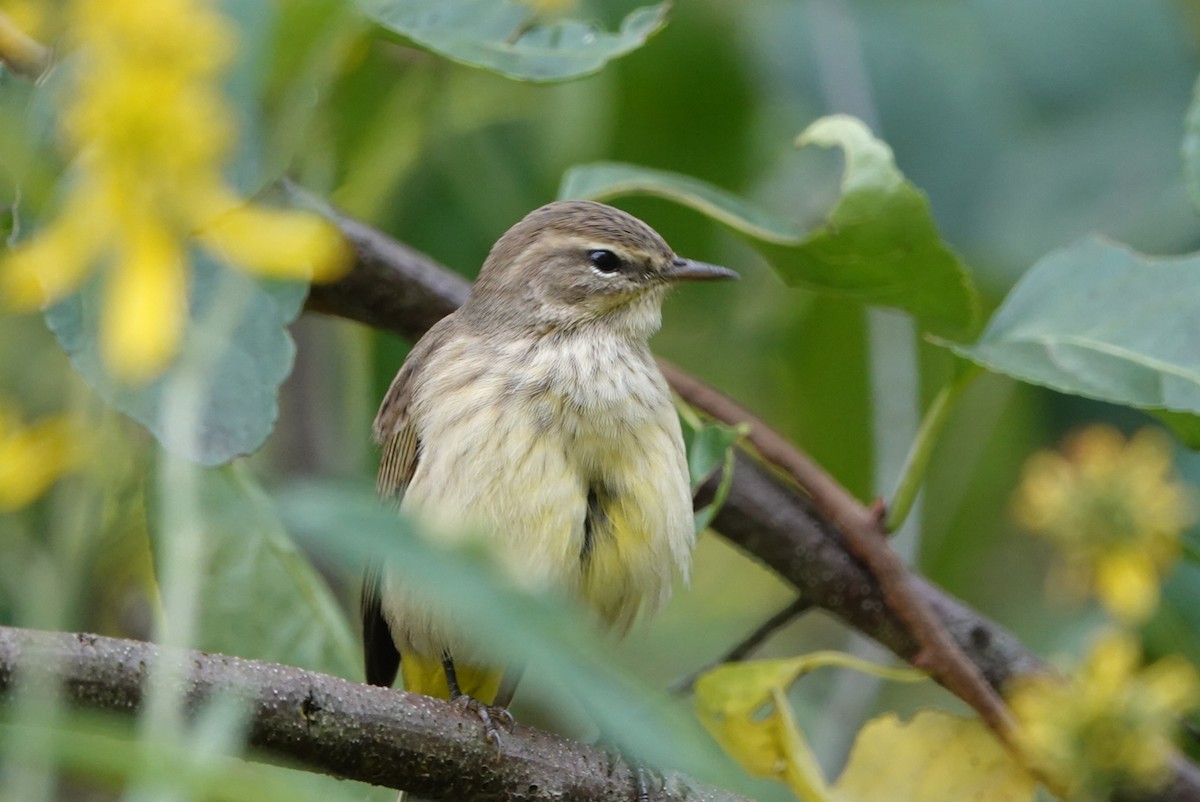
[635, 765, 652, 802]
[441, 654, 513, 757]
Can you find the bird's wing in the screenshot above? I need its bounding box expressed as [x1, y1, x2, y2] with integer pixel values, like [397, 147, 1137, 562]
[362, 316, 455, 688]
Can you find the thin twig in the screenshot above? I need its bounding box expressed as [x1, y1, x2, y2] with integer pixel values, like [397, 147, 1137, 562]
[671, 596, 812, 695]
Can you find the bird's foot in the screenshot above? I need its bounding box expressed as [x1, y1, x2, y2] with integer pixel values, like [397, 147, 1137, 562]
[605, 746, 661, 802]
[450, 694, 514, 757]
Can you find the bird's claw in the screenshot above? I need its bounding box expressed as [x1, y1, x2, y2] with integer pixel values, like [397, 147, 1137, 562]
[451, 694, 511, 758]
[494, 706, 515, 732]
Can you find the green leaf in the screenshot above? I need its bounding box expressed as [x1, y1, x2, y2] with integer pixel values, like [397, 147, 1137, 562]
[1183, 74, 1200, 215]
[561, 162, 807, 244]
[275, 482, 769, 798]
[1151, 409, 1200, 449]
[682, 417, 742, 488]
[952, 237, 1200, 440]
[358, 0, 669, 83]
[45, 251, 308, 467]
[679, 413, 744, 532]
[559, 115, 981, 339]
[31, 5, 307, 467]
[150, 461, 359, 679]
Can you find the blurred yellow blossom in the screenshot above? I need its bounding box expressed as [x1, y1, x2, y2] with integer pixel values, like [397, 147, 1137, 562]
[1008, 631, 1198, 800]
[0, 0, 350, 382]
[0, 403, 81, 510]
[1012, 426, 1194, 622]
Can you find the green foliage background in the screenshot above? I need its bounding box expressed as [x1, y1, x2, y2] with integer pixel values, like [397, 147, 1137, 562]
[2, 0, 1200, 799]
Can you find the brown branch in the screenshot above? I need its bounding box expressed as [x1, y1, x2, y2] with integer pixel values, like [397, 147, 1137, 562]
[0, 626, 749, 802]
[287, 179, 469, 337]
[658, 361, 1017, 743]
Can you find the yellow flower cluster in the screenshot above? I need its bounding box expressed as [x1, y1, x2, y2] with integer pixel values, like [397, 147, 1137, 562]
[1, 0, 349, 382]
[1009, 631, 1198, 800]
[1013, 426, 1193, 622]
[0, 403, 80, 510]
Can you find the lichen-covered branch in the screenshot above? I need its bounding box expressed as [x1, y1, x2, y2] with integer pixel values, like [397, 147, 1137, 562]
[0, 626, 749, 802]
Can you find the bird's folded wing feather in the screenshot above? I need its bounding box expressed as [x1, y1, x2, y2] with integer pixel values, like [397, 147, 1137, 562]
[362, 317, 454, 687]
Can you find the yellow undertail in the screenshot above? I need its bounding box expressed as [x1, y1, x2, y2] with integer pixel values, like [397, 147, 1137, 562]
[401, 651, 503, 704]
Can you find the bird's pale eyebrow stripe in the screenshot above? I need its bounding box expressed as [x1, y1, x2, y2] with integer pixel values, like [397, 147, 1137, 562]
[556, 235, 661, 265]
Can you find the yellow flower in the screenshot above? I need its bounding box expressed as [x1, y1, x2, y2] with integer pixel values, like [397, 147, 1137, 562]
[1, 0, 350, 382]
[1008, 631, 1198, 800]
[0, 403, 82, 510]
[1012, 426, 1194, 622]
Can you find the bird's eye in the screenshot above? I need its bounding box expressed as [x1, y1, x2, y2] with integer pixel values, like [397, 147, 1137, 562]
[588, 249, 623, 275]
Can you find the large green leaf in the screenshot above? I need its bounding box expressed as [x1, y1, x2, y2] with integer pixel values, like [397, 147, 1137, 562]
[359, 0, 669, 82]
[150, 461, 359, 679]
[953, 237, 1200, 442]
[559, 115, 981, 339]
[275, 482, 780, 800]
[45, 252, 309, 466]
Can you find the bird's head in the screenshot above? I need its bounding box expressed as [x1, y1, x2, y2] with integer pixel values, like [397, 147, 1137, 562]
[464, 200, 737, 337]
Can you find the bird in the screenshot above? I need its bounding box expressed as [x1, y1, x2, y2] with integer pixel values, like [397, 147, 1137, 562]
[361, 199, 737, 747]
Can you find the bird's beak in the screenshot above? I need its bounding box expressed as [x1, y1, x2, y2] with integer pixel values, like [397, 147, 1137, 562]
[663, 257, 740, 282]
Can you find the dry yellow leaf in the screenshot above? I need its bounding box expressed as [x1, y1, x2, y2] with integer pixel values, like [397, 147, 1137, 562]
[835, 710, 1035, 802]
[694, 653, 925, 802]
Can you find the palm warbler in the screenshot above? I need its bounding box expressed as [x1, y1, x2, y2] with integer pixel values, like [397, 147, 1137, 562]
[362, 199, 737, 739]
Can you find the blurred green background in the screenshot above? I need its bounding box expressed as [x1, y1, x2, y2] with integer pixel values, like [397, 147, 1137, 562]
[3, 0, 1200, 798]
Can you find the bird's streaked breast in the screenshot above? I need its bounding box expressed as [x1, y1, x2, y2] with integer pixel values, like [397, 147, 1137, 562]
[389, 329, 694, 652]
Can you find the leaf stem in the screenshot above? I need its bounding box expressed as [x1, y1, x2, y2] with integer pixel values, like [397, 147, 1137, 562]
[884, 364, 981, 533]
